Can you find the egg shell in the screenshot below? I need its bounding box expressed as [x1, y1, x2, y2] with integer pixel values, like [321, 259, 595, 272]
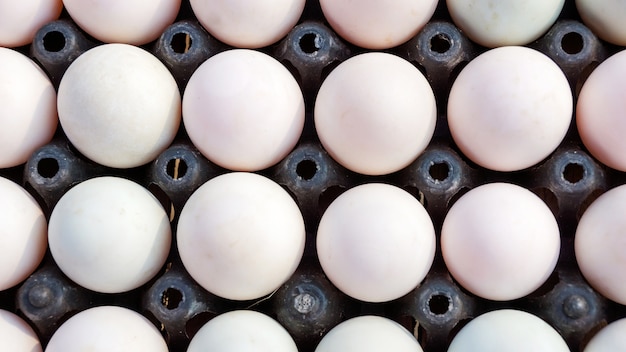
[45, 306, 168, 352]
[584, 318, 626, 351]
[447, 0, 565, 47]
[577, 0, 626, 46]
[183, 49, 304, 172]
[316, 183, 436, 303]
[319, 0, 438, 49]
[177, 172, 305, 301]
[441, 183, 560, 301]
[0, 309, 42, 352]
[62, 0, 181, 45]
[57, 43, 181, 169]
[0, 47, 57, 168]
[448, 46, 572, 172]
[48, 176, 171, 293]
[315, 315, 422, 352]
[447, 309, 569, 351]
[190, 0, 305, 48]
[0, 0, 62, 47]
[0, 177, 47, 291]
[314, 52, 436, 176]
[188, 310, 298, 352]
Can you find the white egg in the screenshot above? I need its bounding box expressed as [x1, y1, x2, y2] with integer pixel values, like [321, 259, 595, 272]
[48, 177, 171, 293]
[441, 183, 560, 301]
[315, 315, 422, 352]
[183, 49, 304, 172]
[448, 309, 569, 351]
[45, 306, 167, 352]
[58, 43, 181, 168]
[447, 0, 565, 47]
[177, 172, 305, 301]
[190, 0, 306, 48]
[315, 52, 436, 176]
[0, 0, 62, 47]
[0, 177, 47, 291]
[0, 309, 42, 352]
[575, 185, 626, 305]
[448, 46, 572, 172]
[584, 318, 626, 352]
[319, 0, 438, 49]
[577, 0, 626, 46]
[316, 183, 435, 303]
[0, 47, 57, 168]
[188, 310, 297, 352]
[62, 0, 181, 45]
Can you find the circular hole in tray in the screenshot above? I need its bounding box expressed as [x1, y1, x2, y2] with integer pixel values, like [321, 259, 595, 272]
[37, 157, 59, 179]
[296, 159, 317, 180]
[429, 161, 450, 182]
[166, 158, 188, 180]
[428, 293, 451, 315]
[161, 287, 183, 310]
[43, 30, 66, 52]
[430, 33, 452, 54]
[299, 32, 320, 54]
[561, 31, 584, 55]
[171, 32, 192, 54]
[563, 162, 584, 184]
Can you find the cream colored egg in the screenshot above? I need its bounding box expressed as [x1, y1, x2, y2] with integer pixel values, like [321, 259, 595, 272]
[58, 44, 181, 169]
[441, 183, 560, 301]
[0, 177, 47, 291]
[0, 47, 57, 168]
[447, 0, 565, 47]
[190, 0, 305, 48]
[315, 315, 422, 352]
[188, 310, 297, 352]
[448, 46, 572, 172]
[448, 309, 569, 351]
[577, 50, 626, 172]
[48, 177, 171, 293]
[577, 0, 626, 46]
[319, 0, 438, 49]
[0, 309, 42, 352]
[575, 185, 626, 305]
[317, 183, 435, 303]
[177, 172, 305, 301]
[62, 0, 181, 45]
[0, 0, 62, 47]
[45, 306, 167, 352]
[183, 49, 304, 171]
[584, 318, 626, 352]
[315, 52, 436, 176]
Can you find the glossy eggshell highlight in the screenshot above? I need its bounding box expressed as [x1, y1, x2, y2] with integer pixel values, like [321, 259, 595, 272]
[448, 309, 569, 351]
[441, 183, 560, 301]
[448, 46, 572, 172]
[0, 0, 62, 47]
[188, 310, 298, 352]
[319, 0, 438, 49]
[177, 172, 305, 301]
[317, 183, 436, 302]
[190, 0, 305, 48]
[577, 0, 626, 46]
[0, 47, 57, 168]
[45, 306, 168, 352]
[584, 318, 626, 352]
[62, 0, 181, 45]
[48, 177, 171, 293]
[183, 49, 304, 171]
[58, 44, 181, 168]
[315, 315, 423, 352]
[0, 309, 42, 352]
[575, 185, 626, 305]
[315, 52, 436, 176]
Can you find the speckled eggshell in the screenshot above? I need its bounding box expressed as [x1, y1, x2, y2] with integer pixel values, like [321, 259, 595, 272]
[177, 172, 305, 301]
[0, 0, 63, 47]
[448, 309, 570, 351]
[316, 183, 435, 303]
[188, 311, 298, 352]
[315, 315, 423, 352]
[315, 52, 436, 176]
[48, 177, 171, 294]
[45, 306, 168, 352]
[441, 183, 560, 301]
[448, 46, 572, 172]
[577, 50, 626, 172]
[62, 0, 181, 45]
[447, 0, 565, 47]
[183, 49, 304, 172]
[319, 0, 438, 49]
[0, 47, 57, 168]
[584, 318, 626, 352]
[190, 0, 306, 48]
[57, 44, 181, 169]
[575, 185, 626, 305]
[0, 309, 42, 352]
[577, 0, 626, 46]
[0, 177, 47, 291]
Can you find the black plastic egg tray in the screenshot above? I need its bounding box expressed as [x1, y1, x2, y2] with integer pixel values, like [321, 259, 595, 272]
[2, 1, 625, 351]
